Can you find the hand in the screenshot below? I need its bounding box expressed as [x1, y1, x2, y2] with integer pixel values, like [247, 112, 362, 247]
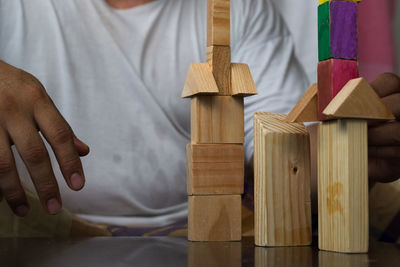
[0, 60, 89, 217]
[368, 73, 400, 184]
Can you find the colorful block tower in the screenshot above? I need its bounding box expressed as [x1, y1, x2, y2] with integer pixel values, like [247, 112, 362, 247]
[182, 0, 257, 242]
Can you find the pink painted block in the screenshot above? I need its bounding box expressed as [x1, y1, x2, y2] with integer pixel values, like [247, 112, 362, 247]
[318, 59, 359, 120]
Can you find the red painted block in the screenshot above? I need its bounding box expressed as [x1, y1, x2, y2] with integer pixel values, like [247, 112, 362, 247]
[318, 59, 359, 120]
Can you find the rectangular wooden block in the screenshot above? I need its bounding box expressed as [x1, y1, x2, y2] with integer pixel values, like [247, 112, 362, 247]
[318, 119, 369, 253]
[318, 1, 358, 61]
[207, 0, 230, 47]
[207, 46, 231, 95]
[191, 95, 244, 144]
[186, 144, 244, 195]
[317, 59, 359, 120]
[254, 113, 312, 247]
[188, 195, 242, 241]
[188, 242, 241, 267]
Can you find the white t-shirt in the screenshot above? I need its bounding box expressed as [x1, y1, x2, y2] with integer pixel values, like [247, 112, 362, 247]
[0, 0, 307, 226]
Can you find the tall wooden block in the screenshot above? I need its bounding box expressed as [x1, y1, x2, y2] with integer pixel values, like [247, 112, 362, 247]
[186, 144, 244, 195]
[191, 95, 244, 144]
[207, 46, 231, 95]
[317, 59, 359, 120]
[318, 119, 368, 253]
[207, 0, 230, 47]
[188, 242, 241, 267]
[188, 195, 241, 241]
[254, 113, 312, 247]
[318, 1, 358, 61]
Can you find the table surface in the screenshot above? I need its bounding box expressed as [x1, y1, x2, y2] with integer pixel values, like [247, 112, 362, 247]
[0, 237, 399, 267]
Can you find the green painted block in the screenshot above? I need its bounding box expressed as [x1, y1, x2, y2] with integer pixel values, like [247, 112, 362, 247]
[318, 2, 331, 61]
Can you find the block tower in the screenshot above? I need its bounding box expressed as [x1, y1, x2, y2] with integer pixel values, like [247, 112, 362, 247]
[285, 0, 394, 253]
[182, 0, 258, 241]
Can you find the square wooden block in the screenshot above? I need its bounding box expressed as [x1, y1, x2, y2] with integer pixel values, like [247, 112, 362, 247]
[186, 144, 244, 195]
[188, 195, 242, 241]
[207, 0, 230, 47]
[191, 95, 244, 144]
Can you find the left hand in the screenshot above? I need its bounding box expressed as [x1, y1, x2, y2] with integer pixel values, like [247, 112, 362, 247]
[368, 73, 400, 184]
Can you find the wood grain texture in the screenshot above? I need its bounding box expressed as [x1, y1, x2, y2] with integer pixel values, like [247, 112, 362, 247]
[317, 59, 359, 120]
[323, 78, 395, 120]
[254, 113, 312, 247]
[207, 0, 230, 47]
[318, 119, 369, 253]
[188, 242, 241, 267]
[255, 246, 312, 267]
[188, 195, 242, 241]
[230, 63, 258, 96]
[182, 63, 219, 98]
[286, 83, 319, 123]
[186, 144, 244, 195]
[207, 46, 231, 95]
[191, 96, 244, 144]
[318, 2, 331, 61]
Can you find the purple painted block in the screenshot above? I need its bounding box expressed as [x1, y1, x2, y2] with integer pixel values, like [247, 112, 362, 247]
[330, 1, 358, 59]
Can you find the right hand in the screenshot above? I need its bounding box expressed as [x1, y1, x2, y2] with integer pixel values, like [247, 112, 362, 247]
[0, 60, 89, 217]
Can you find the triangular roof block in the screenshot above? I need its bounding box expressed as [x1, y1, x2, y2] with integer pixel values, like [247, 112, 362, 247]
[181, 63, 219, 98]
[286, 83, 319, 123]
[231, 63, 258, 96]
[323, 78, 395, 120]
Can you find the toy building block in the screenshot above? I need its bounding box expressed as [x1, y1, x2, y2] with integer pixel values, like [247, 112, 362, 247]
[319, 1, 361, 5]
[188, 242, 241, 267]
[255, 246, 312, 267]
[317, 59, 359, 120]
[191, 95, 244, 144]
[254, 113, 312, 247]
[231, 63, 258, 96]
[188, 195, 242, 241]
[207, 46, 231, 95]
[186, 144, 244, 195]
[318, 1, 358, 61]
[286, 83, 318, 123]
[318, 119, 368, 253]
[207, 0, 230, 47]
[323, 78, 395, 120]
[182, 63, 220, 98]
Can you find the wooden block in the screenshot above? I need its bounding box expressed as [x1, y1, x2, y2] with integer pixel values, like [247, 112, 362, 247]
[318, 1, 358, 61]
[230, 63, 258, 96]
[318, 119, 369, 253]
[191, 95, 244, 144]
[319, 250, 369, 267]
[323, 78, 395, 120]
[286, 83, 318, 123]
[188, 242, 241, 267]
[207, 0, 230, 47]
[182, 63, 219, 98]
[188, 195, 241, 241]
[254, 113, 312, 247]
[207, 46, 231, 95]
[255, 247, 312, 267]
[186, 144, 244, 195]
[317, 59, 359, 120]
[319, 0, 361, 5]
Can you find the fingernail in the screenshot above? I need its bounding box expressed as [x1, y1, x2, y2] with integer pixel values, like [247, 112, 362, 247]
[70, 173, 84, 190]
[15, 205, 29, 217]
[47, 198, 61, 215]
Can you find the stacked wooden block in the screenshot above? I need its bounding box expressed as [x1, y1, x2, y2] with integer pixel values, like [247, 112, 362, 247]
[183, 0, 257, 242]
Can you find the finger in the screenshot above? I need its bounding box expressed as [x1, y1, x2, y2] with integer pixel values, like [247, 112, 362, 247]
[369, 157, 400, 184]
[381, 93, 400, 119]
[370, 73, 400, 98]
[73, 136, 90, 157]
[369, 146, 400, 158]
[34, 103, 85, 191]
[368, 121, 400, 146]
[7, 117, 62, 215]
[0, 129, 30, 217]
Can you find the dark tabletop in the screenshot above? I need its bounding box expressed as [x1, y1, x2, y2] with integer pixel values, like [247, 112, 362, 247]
[0, 237, 399, 267]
